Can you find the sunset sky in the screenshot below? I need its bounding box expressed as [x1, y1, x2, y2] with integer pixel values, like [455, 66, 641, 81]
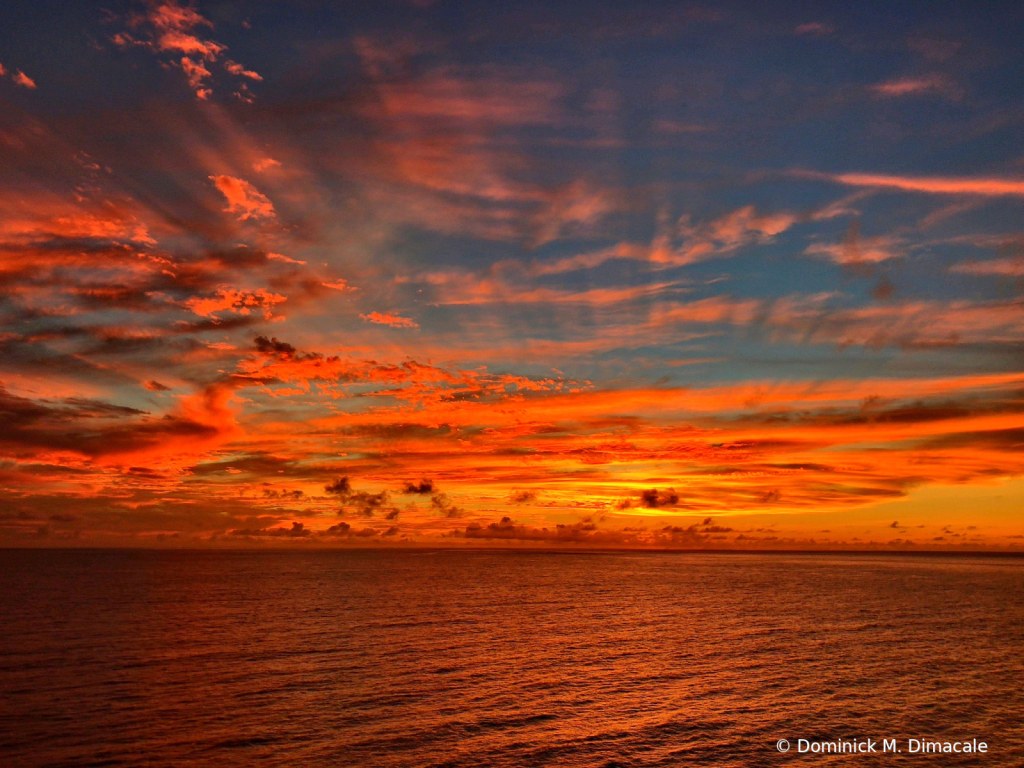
[3, 1, 1024, 549]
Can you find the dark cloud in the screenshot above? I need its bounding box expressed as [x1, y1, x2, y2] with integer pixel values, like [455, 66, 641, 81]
[348, 491, 389, 517]
[254, 335, 297, 357]
[736, 395, 1024, 431]
[464, 517, 641, 545]
[0, 386, 219, 459]
[127, 466, 166, 477]
[640, 488, 680, 508]
[231, 521, 310, 538]
[460, 518, 732, 548]
[190, 453, 303, 477]
[657, 525, 707, 546]
[401, 478, 434, 494]
[337, 423, 455, 440]
[0, 335, 139, 385]
[262, 488, 304, 500]
[430, 492, 462, 518]
[919, 426, 1024, 452]
[323, 476, 389, 515]
[171, 317, 262, 334]
[324, 476, 352, 495]
[318, 521, 381, 539]
[0, 489, 295, 540]
[254, 335, 325, 362]
[324, 521, 351, 536]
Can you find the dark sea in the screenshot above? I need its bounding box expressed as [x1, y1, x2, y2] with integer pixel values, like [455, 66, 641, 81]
[2, 550, 1023, 767]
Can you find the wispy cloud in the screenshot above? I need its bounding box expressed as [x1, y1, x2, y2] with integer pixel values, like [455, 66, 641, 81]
[870, 74, 955, 98]
[825, 172, 1024, 197]
[951, 258, 1024, 276]
[794, 22, 834, 36]
[361, 311, 419, 328]
[805, 232, 903, 264]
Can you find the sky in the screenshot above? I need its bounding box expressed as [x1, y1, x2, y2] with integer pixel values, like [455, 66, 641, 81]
[2, 0, 1024, 549]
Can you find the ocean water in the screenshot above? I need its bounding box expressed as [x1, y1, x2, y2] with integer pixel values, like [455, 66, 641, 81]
[1, 550, 1023, 767]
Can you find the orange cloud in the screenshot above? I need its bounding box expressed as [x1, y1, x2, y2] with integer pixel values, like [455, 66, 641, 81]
[180, 56, 212, 97]
[12, 70, 37, 89]
[145, 2, 222, 60]
[6, 352, 1024, 546]
[113, 1, 259, 100]
[209, 175, 276, 220]
[225, 60, 262, 80]
[528, 242, 650, 276]
[148, 2, 211, 34]
[158, 31, 225, 59]
[829, 172, 1024, 197]
[235, 335, 566, 405]
[184, 288, 287, 318]
[360, 311, 419, 328]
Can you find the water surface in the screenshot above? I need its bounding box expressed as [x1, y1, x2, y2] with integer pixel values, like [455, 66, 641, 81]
[2, 550, 1022, 766]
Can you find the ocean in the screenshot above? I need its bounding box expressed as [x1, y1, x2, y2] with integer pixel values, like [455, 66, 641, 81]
[2, 550, 1022, 766]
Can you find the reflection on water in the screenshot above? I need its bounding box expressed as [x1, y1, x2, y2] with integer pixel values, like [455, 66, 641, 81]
[2, 550, 1023, 766]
